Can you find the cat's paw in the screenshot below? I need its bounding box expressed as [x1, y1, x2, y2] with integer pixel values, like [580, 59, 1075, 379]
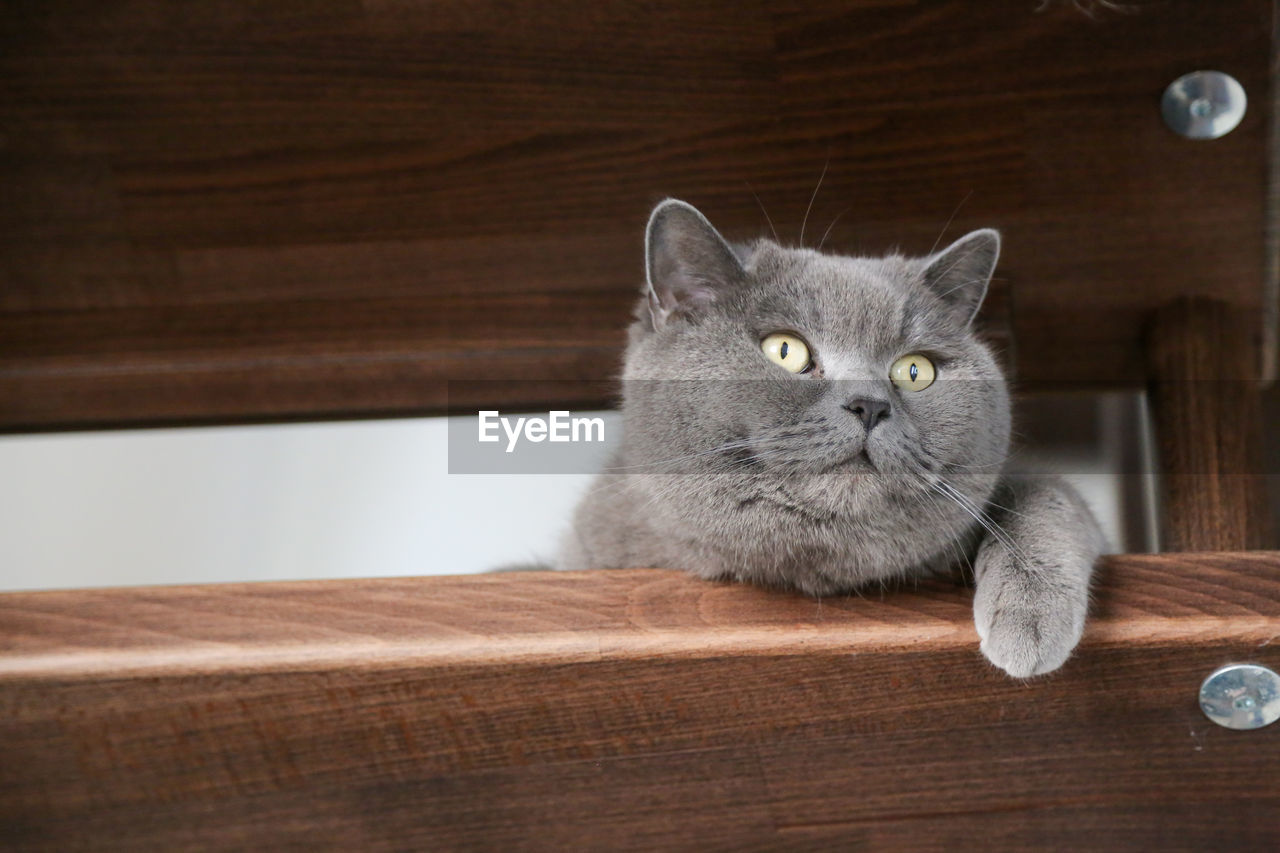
[973, 576, 1088, 679]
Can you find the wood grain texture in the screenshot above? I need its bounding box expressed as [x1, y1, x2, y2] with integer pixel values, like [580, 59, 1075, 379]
[2, 552, 1279, 850]
[1147, 298, 1275, 550]
[0, 0, 1271, 429]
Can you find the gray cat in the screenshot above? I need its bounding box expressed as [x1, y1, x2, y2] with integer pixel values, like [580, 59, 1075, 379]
[560, 199, 1104, 678]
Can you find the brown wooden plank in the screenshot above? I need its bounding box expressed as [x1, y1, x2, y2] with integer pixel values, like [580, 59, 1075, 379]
[2, 552, 1279, 850]
[0, 0, 1271, 429]
[1146, 298, 1275, 550]
[0, 284, 1010, 430]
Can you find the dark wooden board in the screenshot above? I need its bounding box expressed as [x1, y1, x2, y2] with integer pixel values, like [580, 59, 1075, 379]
[0, 0, 1271, 429]
[2, 552, 1279, 849]
[1147, 299, 1275, 549]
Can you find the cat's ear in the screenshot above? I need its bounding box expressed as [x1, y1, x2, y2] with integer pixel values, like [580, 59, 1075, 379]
[644, 199, 745, 330]
[920, 228, 1000, 326]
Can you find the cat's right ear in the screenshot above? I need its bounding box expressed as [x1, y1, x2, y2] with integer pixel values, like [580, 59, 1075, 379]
[920, 228, 1000, 327]
[644, 199, 745, 330]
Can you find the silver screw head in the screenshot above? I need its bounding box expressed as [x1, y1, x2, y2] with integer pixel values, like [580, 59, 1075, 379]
[1162, 70, 1247, 139]
[1199, 663, 1280, 730]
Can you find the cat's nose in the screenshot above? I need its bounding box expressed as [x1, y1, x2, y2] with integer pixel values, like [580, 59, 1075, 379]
[843, 396, 890, 432]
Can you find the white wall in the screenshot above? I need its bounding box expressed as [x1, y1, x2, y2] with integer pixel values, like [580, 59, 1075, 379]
[0, 395, 1151, 592]
[0, 416, 607, 591]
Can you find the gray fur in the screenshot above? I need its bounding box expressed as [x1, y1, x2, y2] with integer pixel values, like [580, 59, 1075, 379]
[561, 199, 1104, 678]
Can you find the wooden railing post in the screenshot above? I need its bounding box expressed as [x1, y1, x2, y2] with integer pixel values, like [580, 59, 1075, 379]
[1145, 297, 1274, 550]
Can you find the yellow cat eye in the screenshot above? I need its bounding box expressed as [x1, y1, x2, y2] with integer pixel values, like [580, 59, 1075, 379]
[761, 333, 812, 374]
[890, 353, 936, 391]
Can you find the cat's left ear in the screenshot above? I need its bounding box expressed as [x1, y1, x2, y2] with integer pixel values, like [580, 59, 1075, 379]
[644, 199, 745, 330]
[920, 229, 1000, 326]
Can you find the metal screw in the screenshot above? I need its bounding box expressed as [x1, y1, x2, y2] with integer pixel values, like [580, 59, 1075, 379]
[1199, 663, 1280, 730]
[1161, 71, 1247, 140]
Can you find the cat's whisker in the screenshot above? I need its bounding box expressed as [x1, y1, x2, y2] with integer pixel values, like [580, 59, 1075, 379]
[926, 190, 973, 257]
[816, 207, 851, 252]
[798, 158, 829, 248]
[933, 479, 1030, 567]
[912, 468, 999, 538]
[603, 437, 766, 472]
[629, 478, 686, 519]
[942, 455, 1014, 471]
[725, 446, 814, 469]
[981, 498, 1031, 520]
[927, 481, 1009, 556]
[745, 182, 780, 244]
[712, 440, 828, 470]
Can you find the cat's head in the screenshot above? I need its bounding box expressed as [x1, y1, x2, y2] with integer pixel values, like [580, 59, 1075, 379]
[619, 199, 1011, 588]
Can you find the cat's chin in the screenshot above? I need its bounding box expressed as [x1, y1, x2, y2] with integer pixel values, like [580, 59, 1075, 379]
[754, 469, 905, 520]
[820, 448, 874, 473]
